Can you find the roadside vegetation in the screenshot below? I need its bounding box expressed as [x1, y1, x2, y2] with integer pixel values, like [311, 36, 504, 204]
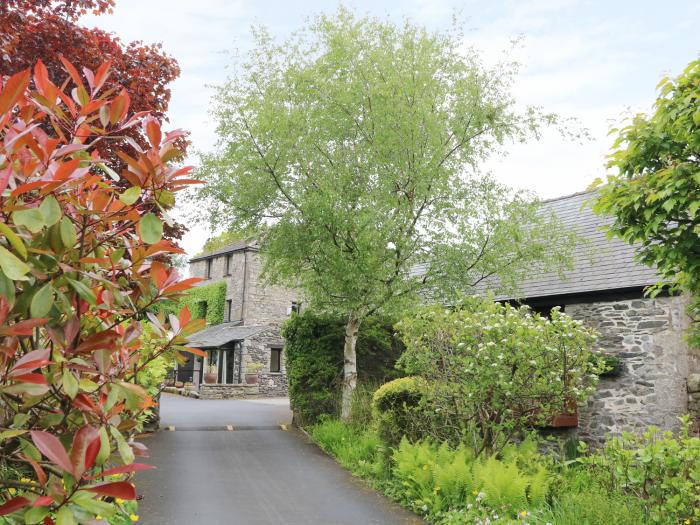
[304, 299, 700, 524]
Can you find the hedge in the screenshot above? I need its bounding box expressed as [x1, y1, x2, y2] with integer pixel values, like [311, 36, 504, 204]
[282, 311, 404, 425]
[156, 280, 227, 325]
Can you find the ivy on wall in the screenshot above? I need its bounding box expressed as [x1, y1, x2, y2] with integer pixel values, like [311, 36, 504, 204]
[157, 281, 227, 325]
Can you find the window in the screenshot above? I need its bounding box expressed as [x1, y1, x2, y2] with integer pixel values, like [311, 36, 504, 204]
[225, 299, 233, 322]
[205, 258, 212, 279]
[224, 254, 232, 276]
[290, 301, 301, 314]
[270, 347, 282, 373]
[198, 301, 208, 321]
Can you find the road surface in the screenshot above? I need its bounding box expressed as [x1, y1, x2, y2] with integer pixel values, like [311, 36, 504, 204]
[136, 393, 424, 524]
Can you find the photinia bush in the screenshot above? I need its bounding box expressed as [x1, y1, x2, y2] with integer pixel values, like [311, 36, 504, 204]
[0, 61, 204, 523]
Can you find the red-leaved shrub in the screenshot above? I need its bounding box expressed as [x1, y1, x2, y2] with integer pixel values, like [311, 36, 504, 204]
[0, 60, 204, 523]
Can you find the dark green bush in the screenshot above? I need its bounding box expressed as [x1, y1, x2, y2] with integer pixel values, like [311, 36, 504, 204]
[282, 311, 404, 425]
[372, 376, 428, 449]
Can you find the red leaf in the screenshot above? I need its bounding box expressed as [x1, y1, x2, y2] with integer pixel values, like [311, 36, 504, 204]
[0, 496, 30, 516]
[21, 453, 47, 486]
[72, 393, 100, 415]
[1, 318, 50, 336]
[85, 481, 136, 500]
[32, 496, 53, 507]
[144, 117, 161, 148]
[10, 372, 48, 385]
[58, 56, 84, 90]
[86, 462, 155, 480]
[182, 347, 207, 358]
[70, 426, 99, 478]
[93, 61, 112, 92]
[44, 517, 56, 525]
[10, 180, 47, 197]
[11, 348, 51, 373]
[0, 69, 30, 115]
[163, 278, 203, 295]
[52, 158, 82, 182]
[31, 430, 75, 476]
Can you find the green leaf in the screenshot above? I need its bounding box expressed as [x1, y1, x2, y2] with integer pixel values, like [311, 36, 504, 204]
[0, 428, 27, 440]
[62, 368, 79, 399]
[66, 278, 96, 305]
[0, 222, 27, 259]
[110, 426, 135, 464]
[12, 208, 45, 233]
[0, 245, 30, 281]
[138, 213, 163, 244]
[693, 107, 700, 126]
[39, 195, 61, 226]
[95, 426, 110, 466]
[59, 216, 77, 248]
[70, 491, 115, 517]
[23, 506, 49, 524]
[56, 507, 77, 525]
[119, 186, 141, 205]
[0, 269, 16, 306]
[30, 283, 54, 317]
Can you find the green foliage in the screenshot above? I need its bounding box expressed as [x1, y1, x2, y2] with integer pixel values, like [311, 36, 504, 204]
[347, 381, 380, 429]
[307, 419, 384, 479]
[580, 416, 700, 524]
[372, 377, 428, 449]
[196, 7, 577, 416]
[282, 311, 404, 425]
[594, 57, 700, 346]
[157, 281, 227, 325]
[391, 438, 552, 521]
[540, 486, 647, 525]
[396, 297, 604, 454]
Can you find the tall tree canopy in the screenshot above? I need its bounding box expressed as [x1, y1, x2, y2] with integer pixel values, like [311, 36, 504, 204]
[594, 57, 700, 345]
[197, 10, 574, 416]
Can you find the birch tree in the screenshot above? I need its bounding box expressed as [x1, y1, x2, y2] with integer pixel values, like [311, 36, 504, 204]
[196, 9, 575, 418]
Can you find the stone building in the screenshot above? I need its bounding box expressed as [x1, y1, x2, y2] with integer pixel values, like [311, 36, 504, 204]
[181, 240, 301, 398]
[488, 191, 699, 443]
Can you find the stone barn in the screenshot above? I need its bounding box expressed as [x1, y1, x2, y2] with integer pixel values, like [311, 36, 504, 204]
[487, 191, 699, 444]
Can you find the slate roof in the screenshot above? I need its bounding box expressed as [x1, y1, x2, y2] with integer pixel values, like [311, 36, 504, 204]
[188, 322, 271, 348]
[488, 190, 660, 301]
[189, 240, 258, 263]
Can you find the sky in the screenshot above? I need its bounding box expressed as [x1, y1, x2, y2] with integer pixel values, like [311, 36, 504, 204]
[82, 0, 700, 257]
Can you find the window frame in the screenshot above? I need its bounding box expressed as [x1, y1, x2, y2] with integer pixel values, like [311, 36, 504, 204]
[269, 347, 282, 374]
[205, 258, 212, 279]
[224, 254, 232, 276]
[225, 299, 233, 322]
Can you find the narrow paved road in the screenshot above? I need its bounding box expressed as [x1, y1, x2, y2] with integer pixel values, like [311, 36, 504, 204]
[136, 394, 424, 524]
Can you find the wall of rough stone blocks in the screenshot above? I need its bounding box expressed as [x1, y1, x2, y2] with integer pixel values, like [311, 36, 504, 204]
[242, 329, 288, 396]
[567, 295, 697, 445]
[242, 254, 301, 325]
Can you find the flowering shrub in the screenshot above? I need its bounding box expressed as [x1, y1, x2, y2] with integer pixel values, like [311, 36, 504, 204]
[0, 61, 204, 523]
[396, 298, 605, 453]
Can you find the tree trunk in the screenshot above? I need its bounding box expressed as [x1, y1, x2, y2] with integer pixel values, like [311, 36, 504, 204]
[341, 312, 361, 420]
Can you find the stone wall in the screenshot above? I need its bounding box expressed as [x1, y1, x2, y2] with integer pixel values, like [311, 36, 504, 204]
[242, 328, 288, 397]
[199, 383, 259, 399]
[567, 295, 695, 445]
[689, 374, 700, 434]
[242, 254, 301, 325]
